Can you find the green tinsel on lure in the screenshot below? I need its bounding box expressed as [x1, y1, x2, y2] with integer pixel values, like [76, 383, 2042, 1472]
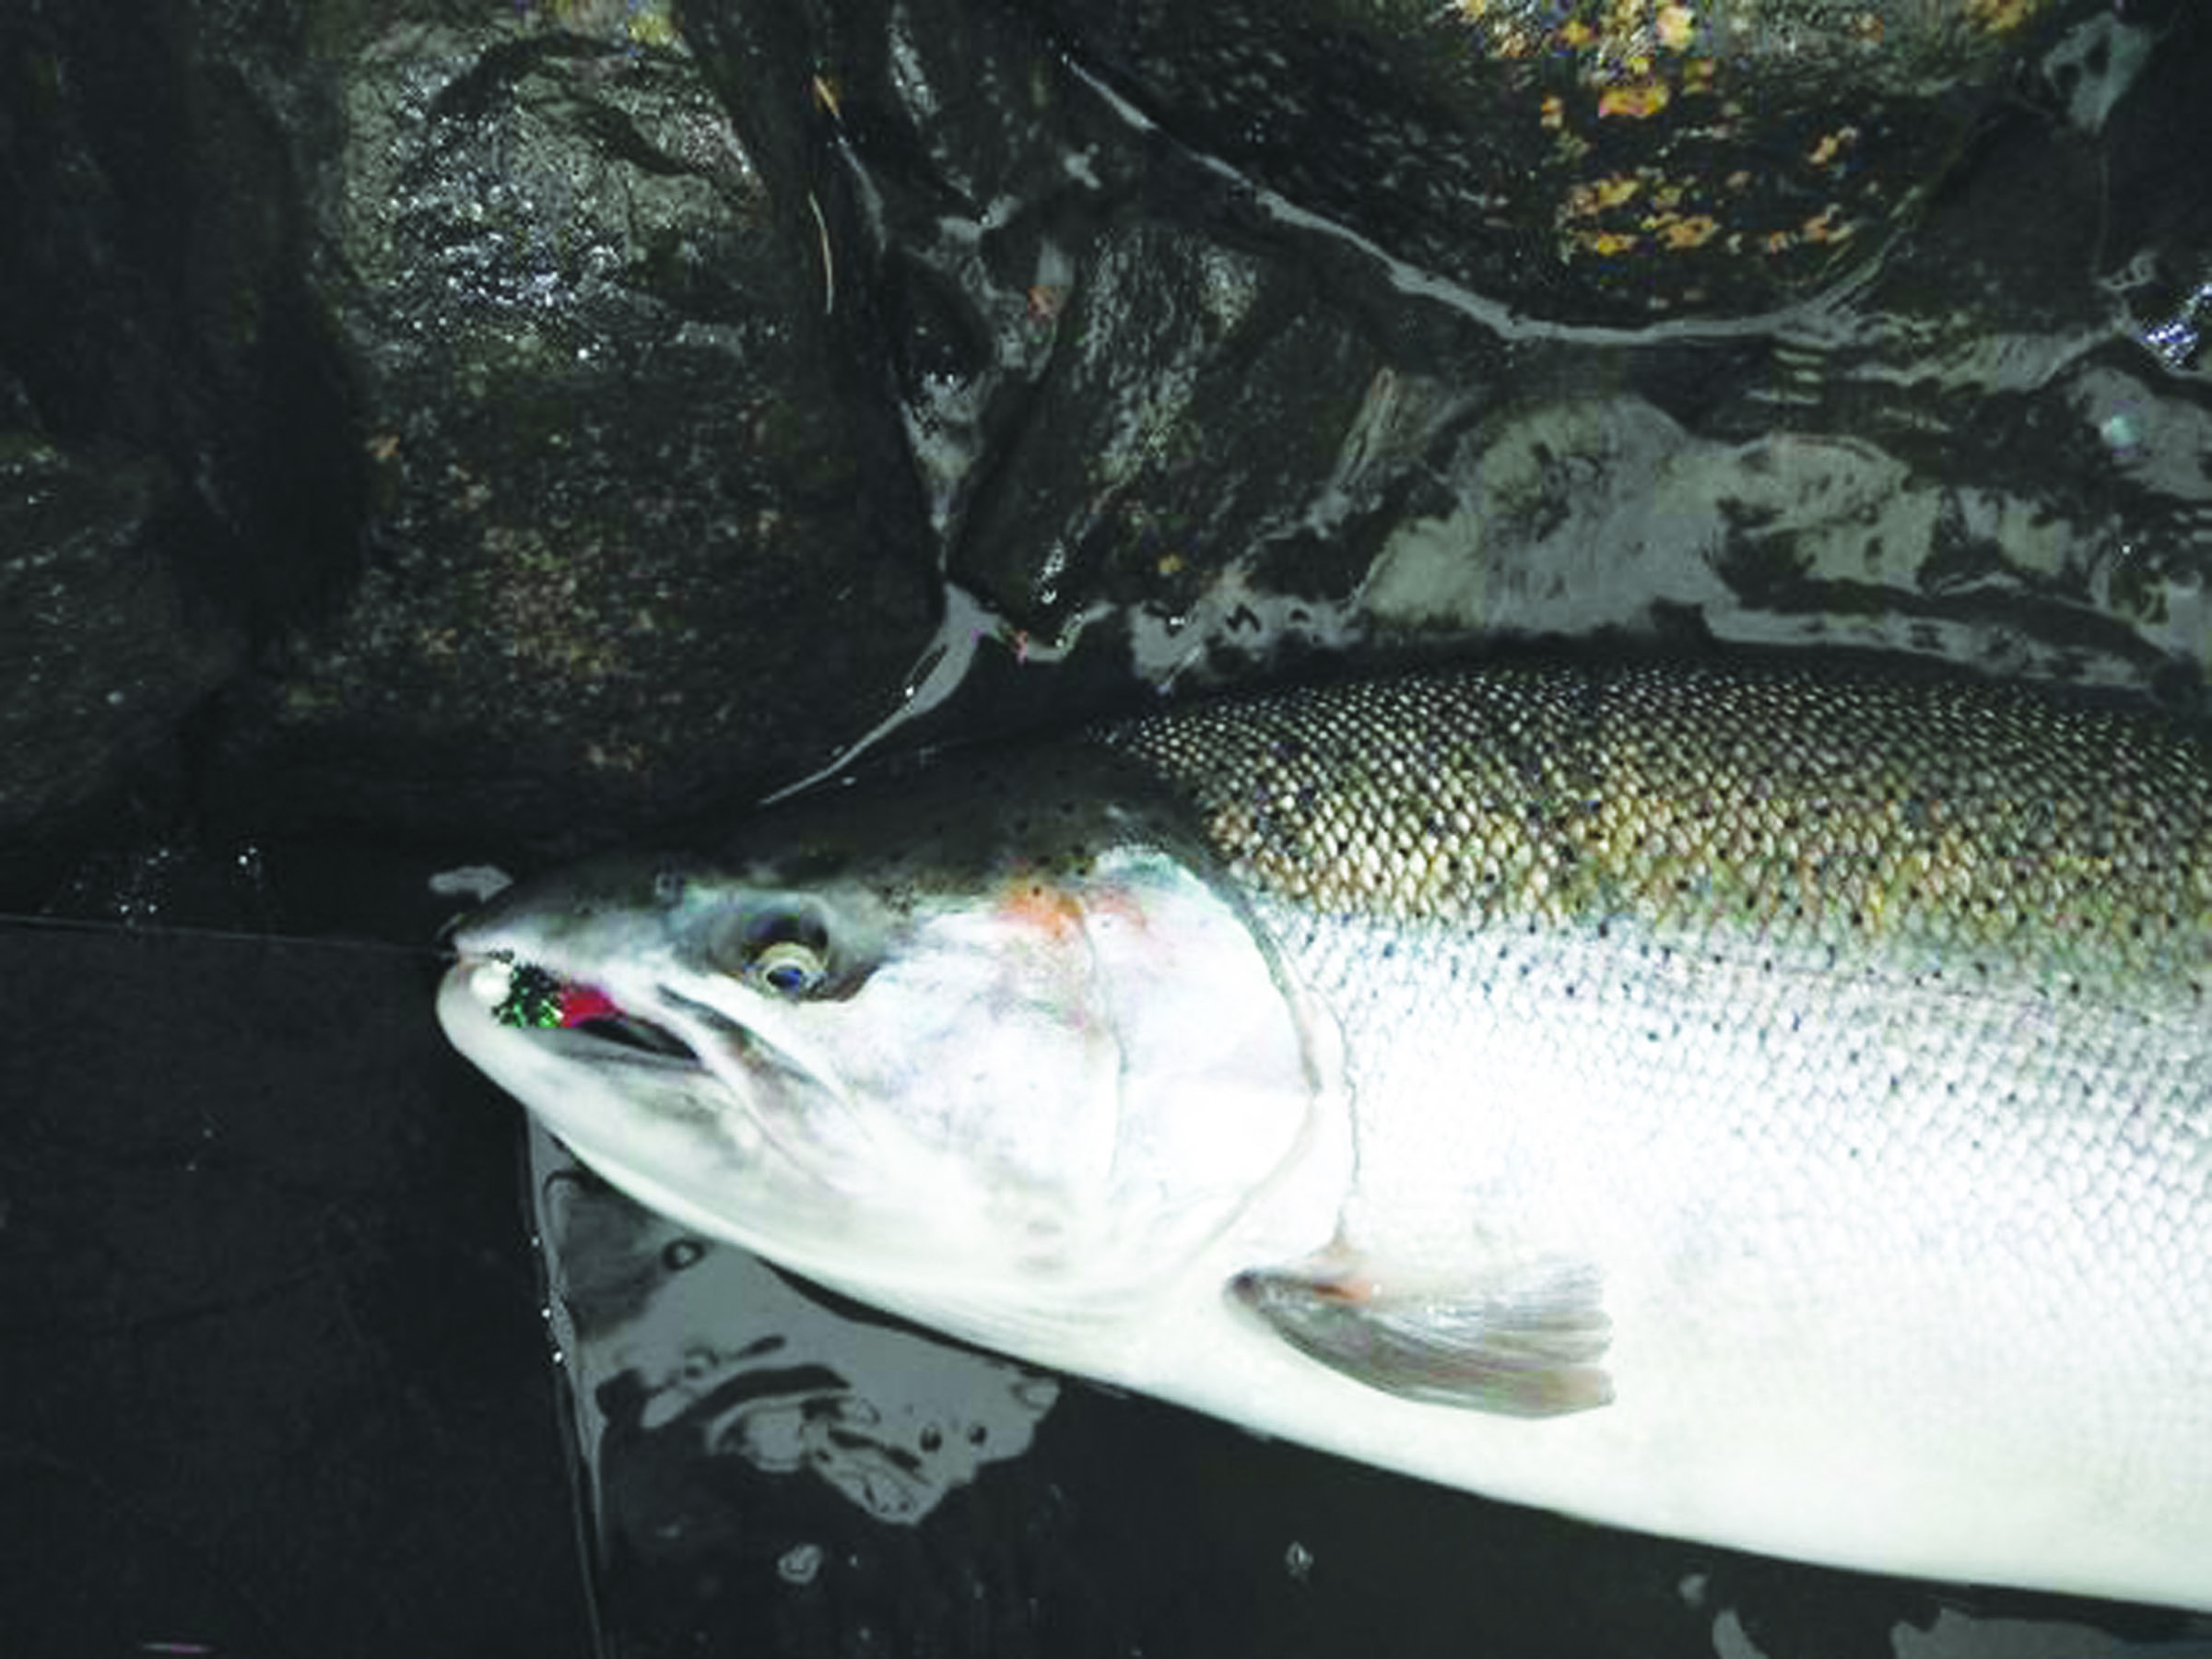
[494, 962, 566, 1029]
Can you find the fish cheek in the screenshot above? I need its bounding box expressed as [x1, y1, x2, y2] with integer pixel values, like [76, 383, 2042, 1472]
[773, 906, 1129, 1205]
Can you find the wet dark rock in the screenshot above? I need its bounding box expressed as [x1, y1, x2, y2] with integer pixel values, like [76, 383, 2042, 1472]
[2090, 5, 2212, 375]
[1019, 0, 2099, 325]
[0, 0, 360, 629]
[1, 1, 941, 851]
[207, 12, 937, 839]
[0, 433, 243, 837]
[955, 217, 1400, 634]
[1, 0, 2208, 874]
[713, 0, 1158, 544]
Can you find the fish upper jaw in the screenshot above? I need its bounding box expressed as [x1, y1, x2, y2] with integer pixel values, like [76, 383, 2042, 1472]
[440, 935, 830, 1133]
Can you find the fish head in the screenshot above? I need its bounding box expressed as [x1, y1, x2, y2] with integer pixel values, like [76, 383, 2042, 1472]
[438, 752, 1335, 1351]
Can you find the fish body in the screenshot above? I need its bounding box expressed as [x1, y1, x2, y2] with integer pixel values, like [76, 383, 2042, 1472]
[439, 659, 2212, 1610]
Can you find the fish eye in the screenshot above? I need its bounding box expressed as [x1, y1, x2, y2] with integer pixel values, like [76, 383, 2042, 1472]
[719, 903, 834, 994]
[753, 938, 828, 997]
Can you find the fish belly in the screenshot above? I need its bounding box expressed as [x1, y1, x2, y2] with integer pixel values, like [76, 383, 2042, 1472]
[1149, 898, 2212, 1607]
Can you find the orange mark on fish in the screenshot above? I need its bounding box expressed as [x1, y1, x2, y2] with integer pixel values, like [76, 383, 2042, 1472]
[994, 879, 1087, 940]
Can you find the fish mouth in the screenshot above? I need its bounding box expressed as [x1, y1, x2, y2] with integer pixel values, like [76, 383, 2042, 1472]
[458, 952, 703, 1067]
[453, 952, 823, 1112]
[566, 1007, 699, 1063]
[443, 947, 857, 1215]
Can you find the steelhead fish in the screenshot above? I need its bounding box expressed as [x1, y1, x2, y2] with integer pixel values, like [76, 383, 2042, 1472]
[438, 659, 2212, 1610]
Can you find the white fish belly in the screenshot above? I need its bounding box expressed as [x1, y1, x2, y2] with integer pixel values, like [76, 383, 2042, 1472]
[1119, 904, 2212, 1609]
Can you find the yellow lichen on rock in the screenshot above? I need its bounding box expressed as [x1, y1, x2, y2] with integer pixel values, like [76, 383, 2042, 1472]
[1599, 79, 1673, 118]
[1965, 0, 2037, 32]
[1652, 213, 1720, 249]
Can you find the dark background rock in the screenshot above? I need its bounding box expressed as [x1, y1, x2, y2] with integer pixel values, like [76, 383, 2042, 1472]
[955, 217, 1395, 632]
[5, 0, 2206, 871]
[1016, 0, 2100, 326]
[3, 0, 944, 855]
[0, 0, 361, 632]
[211, 10, 938, 841]
[0, 435, 242, 840]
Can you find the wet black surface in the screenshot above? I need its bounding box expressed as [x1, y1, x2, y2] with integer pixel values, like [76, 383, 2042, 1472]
[0, 918, 594, 1659]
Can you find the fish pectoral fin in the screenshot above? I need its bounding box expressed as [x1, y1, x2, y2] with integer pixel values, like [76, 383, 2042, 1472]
[1229, 1253, 1614, 1418]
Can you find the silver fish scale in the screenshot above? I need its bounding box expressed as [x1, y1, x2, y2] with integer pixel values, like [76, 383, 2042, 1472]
[1094, 660, 2212, 1006]
[1099, 664, 2212, 1493]
[1255, 890, 2212, 1490]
